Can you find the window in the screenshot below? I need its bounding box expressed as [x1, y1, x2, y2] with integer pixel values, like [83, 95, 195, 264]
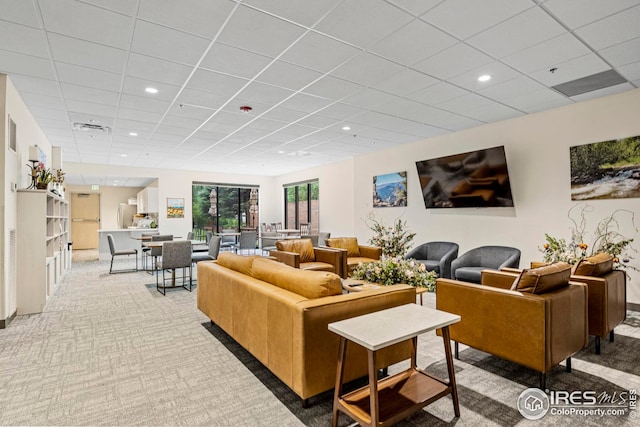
[192, 183, 259, 239]
[284, 180, 319, 233]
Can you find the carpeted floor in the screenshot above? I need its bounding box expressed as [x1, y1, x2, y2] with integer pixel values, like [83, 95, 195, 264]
[0, 257, 638, 426]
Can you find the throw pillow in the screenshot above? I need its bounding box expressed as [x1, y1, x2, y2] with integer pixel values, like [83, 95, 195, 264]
[511, 262, 571, 294]
[327, 237, 360, 257]
[276, 239, 315, 263]
[252, 257, 342, 299]
[573, 253, 614, 276]
[217, 252, 261, 276]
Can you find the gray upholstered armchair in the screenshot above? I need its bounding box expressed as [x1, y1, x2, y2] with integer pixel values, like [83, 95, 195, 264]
[451, 245, 520, 283]
[405, 241, 459, 279]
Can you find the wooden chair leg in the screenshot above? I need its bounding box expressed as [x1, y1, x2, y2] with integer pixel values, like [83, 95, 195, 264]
[454, 341, 459, 359]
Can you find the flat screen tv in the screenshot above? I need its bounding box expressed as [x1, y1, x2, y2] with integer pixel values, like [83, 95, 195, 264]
[415, 146, 514, 209]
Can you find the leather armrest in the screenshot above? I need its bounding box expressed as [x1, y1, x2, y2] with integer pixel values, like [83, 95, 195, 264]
[359, 245, 382, 260]
[481, 269, 519, 289]
[500, 267, 522, 274]
[314, 247, 342, 270]
[269, 250, 300, 268]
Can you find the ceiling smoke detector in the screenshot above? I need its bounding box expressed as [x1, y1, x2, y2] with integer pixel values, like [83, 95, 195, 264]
[239, 105, 252, 113]
[72, 122, 112, 134]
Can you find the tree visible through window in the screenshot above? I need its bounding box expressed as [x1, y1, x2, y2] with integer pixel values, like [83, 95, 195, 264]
[284, 181, 319, 234]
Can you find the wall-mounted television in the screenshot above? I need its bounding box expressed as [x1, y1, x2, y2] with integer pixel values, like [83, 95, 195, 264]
[415, 146, 514, 209]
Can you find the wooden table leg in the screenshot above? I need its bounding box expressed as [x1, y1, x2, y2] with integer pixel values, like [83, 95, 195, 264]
[441, 326, 460, 417]
[332, 337, 348, 427]
[368, 350, 379, 426]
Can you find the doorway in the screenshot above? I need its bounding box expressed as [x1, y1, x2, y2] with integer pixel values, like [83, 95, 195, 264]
[71, 193, 100, 252]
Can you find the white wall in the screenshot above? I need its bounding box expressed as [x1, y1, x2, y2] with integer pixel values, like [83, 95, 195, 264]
[1, 75, 52, 323]
[350, 89, 640, 304]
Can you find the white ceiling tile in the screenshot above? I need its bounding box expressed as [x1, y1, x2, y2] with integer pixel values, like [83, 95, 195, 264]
[218, 6, 306, 58]
[55, 62, 122, 91]
[302, 76, 364, 100]
[168, 103, 213, 120]
[0, 20, 49, 58]
[176, 89, 227, 110]
[529, 54, 610, 86]
[333, 53, 405, 87]
[221, 98, 273, 117]
[467, 7, 566, 58]
[479, 76, 546, 101]
[507, 88, 572, 112]
[412, 42, 493, 80]
[256, 61, 322, 91]
[66, 99, 117, 117]
[237, 82, 294, 105]
[199, 43, 272, 79]
[260, 106, 308, 122]
[0, 49, 55, 80]
[316, 102, 366, 120]
[278, 93, 334, 114]
[138, 0, 236, 39]
[296, 115, 340, 129]
[79, 0, 139, 16]
[243, 0, 343, 27]
[543, 0, 640, 30]
[342, 88, 402, 110]
[407, 81, 469, 104]
[599, 37, 640, 67]
[280, 31, 360, 73]
[21, 92, 65, 109]
[371, 20, 457, 66]
[131, 20, 210, 65]
[422, 0, 533, 40]
[385, 0, 442, 16]
[29, 106, 69, 121]
[437, 93, 495, 114]
[39, 0, 134, 49]
[446, 61, 522, 92]
[464, 103, 524, 122]
[249, 117, 288, 132]
[502, 33, 591, 74]
[618, 61, 640, 82]
[126, 53, 193, 86]
[0, 0, 42, 27]
[35, 117, 72, 130]
[162, 114, 206, 129]
[48, 33, 127, 74]
[119, 94, 171, 114]
[61, 83, 119, 106]
[122, 76, 181, 101]
[187, 68, 249, 96]
[315, 0, 413, 49]
[575, 4, 640, 50]
[373, 68, 438, 96]
[10, 75, 60, 97]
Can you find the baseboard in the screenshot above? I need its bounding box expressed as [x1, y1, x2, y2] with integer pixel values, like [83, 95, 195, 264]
[0, 310, 17, 329]
[628, 302, 640, 312]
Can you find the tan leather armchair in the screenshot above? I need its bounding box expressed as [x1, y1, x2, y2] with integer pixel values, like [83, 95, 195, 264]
[325, 237, 382, 278]
[269, 238, 342, 273]
[436, 265, 588, 389]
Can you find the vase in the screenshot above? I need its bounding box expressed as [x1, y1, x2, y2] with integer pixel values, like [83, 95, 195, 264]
[36, 183, 48, 190]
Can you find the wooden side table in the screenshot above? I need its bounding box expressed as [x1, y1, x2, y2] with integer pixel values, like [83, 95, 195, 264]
[328, 304, 461, 427]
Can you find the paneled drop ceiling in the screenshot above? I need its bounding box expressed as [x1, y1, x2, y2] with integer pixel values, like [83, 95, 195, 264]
[1, 0, 639, 185]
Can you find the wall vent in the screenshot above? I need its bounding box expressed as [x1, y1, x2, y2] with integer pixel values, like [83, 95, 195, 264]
[551, 69, 628, 97]
[72, 122, 112, 134]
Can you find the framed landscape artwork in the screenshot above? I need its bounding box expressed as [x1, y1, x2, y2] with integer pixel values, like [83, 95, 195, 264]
[373, 171, 407, 208]
[167, 197, 185, 218]
[570, 134, 640, 201]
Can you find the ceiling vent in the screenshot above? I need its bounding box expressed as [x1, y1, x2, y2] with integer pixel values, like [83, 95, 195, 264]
[72, 122, 112, 134]
[551, 69, 628, 97]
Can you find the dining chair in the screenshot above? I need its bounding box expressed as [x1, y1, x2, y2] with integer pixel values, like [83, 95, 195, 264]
[107, 234, 137, 273]
[220, 229, 237, 252]
[237, 230, 257, 255]
[149, 234, 173, 275]
[156, 240, 192, 295]
[192, 236, 221, 263]
[299, 223, 310, 235]
[140, 231, 159, 271]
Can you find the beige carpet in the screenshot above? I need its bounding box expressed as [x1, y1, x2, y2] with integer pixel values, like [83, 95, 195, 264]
[0, 257, 638, 426]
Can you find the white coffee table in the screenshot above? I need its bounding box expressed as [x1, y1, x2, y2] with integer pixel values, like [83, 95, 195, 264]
[328, 303, 461, 427]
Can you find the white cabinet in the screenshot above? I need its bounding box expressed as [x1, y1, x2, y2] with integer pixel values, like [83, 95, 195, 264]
[17, 190, 70, 315]
[136, 187, 158, 214]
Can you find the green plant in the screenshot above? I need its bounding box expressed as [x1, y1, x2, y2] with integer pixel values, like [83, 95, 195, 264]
[365, 213, 415, 258]
[35, 163, 53, 185]
[351, 257, 437, 291]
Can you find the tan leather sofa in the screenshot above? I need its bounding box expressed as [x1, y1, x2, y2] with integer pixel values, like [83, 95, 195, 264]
[197, 252, 416, 405]
[269, 238, 341, 273]
[325, 237, 382, 278]
[436, 263, 588, 388]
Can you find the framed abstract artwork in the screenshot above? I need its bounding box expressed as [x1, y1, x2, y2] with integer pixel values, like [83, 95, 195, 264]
[167, 197, 185, 218]
[373, 171, 407, 207]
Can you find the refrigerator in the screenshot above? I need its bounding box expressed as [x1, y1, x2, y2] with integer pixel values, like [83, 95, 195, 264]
[117, 203, 137, 228]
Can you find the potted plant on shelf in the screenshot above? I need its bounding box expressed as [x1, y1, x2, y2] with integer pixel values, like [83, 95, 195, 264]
[35, 163, 53, 190]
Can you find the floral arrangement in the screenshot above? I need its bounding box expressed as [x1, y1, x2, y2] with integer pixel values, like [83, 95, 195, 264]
[32, 162, 53, 187]
[365, 212, 416, 258]
[351, 257, 438, 291]
[540, 203, 637, 270]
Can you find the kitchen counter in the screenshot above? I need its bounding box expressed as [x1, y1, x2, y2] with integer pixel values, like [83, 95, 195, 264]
[98, 229, 161, 260]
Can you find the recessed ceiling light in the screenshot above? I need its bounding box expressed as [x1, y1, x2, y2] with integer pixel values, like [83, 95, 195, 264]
[129, 132, 138, 136]
[277, 150, 285, 154]
[120, 154, 127, 157]
[145, 87, 158, 94]
[114, 180, 119, 182]
[478, 74, 491, 82]
[342, 125, 351, 131]
[88, 119, 97, 123]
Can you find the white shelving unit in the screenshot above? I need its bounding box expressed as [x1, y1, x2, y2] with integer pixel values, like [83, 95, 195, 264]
[17, 189, 70, 315]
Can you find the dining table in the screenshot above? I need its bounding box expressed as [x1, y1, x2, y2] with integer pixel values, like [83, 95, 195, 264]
[277, 229, 301, 238]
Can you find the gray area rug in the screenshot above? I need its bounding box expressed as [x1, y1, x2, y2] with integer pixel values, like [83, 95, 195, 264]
[0, 258, 638, 426]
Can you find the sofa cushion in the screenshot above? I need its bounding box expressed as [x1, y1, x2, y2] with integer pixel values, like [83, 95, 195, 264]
[573, 253, 614, 276]
[216, 252, 261, 276]
[300, 261, 335, 272]
[511, 262, 571, 294]
[327, 237, 360, 257]
[252, 257, 342, 299]
[276, 239, 315, 263]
